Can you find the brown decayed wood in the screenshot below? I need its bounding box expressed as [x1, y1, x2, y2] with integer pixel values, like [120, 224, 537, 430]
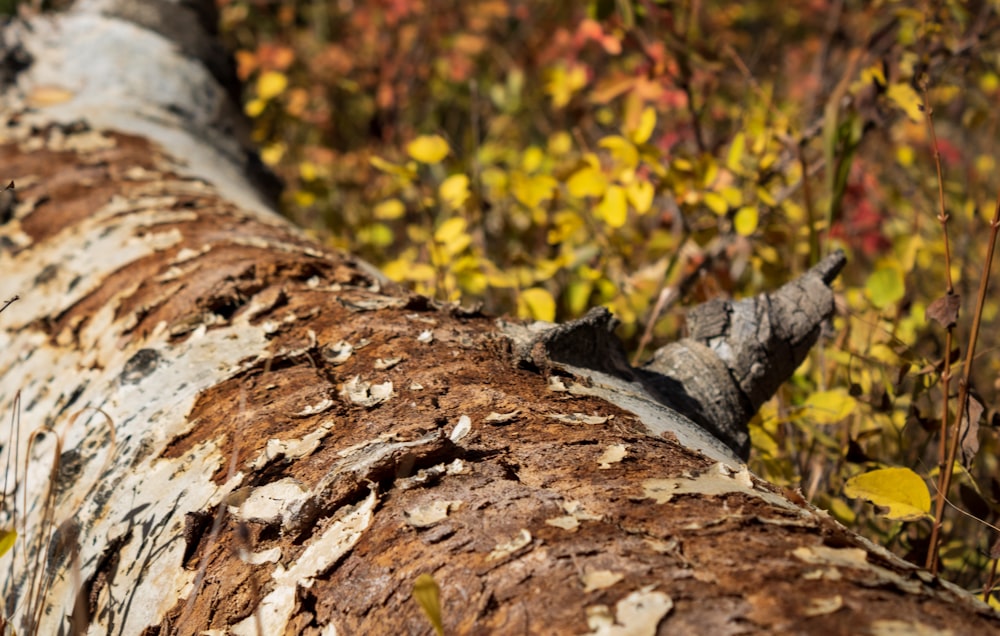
[2, 125, 999, 635]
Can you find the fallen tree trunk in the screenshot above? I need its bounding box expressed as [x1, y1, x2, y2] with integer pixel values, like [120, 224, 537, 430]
[0, 2, 996, 635]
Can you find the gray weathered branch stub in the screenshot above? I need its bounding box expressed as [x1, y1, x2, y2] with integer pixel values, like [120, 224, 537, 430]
[503, 251, 847, 460]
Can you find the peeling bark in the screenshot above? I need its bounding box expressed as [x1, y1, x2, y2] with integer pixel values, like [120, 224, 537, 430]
[0, 3, 997, 635]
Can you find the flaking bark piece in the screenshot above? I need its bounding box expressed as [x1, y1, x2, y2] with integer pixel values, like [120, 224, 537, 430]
[505, 251, 846, 461]
[642, 250, 846, 458]
[501, 306, 636, 380]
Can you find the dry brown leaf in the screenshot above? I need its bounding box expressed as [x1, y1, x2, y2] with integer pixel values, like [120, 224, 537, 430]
[925, 292, 960, 329]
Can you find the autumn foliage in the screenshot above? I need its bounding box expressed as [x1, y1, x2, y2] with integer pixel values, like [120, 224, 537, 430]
[219, 0, 1000, 602]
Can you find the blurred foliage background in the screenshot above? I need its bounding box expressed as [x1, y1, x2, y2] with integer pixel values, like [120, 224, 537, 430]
[218, 0, 1000, 599]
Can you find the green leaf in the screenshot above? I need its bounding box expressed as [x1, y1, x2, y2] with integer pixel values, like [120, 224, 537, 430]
[412, 573, 444, 636]
[866, 267, 905, 309]
[843, 467, 932, 521]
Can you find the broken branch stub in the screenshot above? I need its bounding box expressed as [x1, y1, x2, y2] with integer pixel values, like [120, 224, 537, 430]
[643, 250, 846, 458]
[518, 251, 846, 460]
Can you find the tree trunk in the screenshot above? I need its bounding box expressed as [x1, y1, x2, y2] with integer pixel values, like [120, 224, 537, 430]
[0, 3, 996, 635]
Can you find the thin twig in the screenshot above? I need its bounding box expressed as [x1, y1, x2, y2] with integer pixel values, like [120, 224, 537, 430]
[0, 296, 18, 315]
[929, 191, 1000, 573]
[921, 77, 957, 573]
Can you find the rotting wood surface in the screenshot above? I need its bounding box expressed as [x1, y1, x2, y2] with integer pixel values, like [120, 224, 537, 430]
[0, 119, 997, 636]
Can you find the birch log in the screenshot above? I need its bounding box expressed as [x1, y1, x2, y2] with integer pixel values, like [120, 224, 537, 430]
[0, 2, 997, 635]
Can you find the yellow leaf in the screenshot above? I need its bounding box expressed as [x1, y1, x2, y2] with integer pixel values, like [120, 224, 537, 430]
[485, 269, 517, 288]
[721, 186, 743, 208]
[408, 263, 437, 282]
[630, 106, 657, 145]
[896, 146, 917, 166]
[256, 71, 288, 101]
[521, 146, 545, 172]
[975, 154, 995, 175]
[299, 161, 318, 181]
[244, 98, 266, 118]
[567, 166, 608, 198]
[369, 155, 415, 180]
[595, 185, 628, 228]
[804, 389, 856, 424]
[382, 259, 409, 282]
[546, 63, 588, 109]
[511, 173, 557, 208]
[733, 206, 759, 236]
[626, 180, 654, 214]
[598, 135, 639, 171]
[726, 132, 746, 172]
[843, 467, 932, 521]
[704, 192, 728, 216]
[434, 217, 469, 254]
[374, 198, 406, 220]
[990, 593, 1000, 612]
[0, 528, 16, 558]
[412, 573, 444, 636]
[980, 72, 1000, 93]
[519, 287, 556, 322]
[887, 83, 923, 122]
[548, 131, 574, 156]
[293, 191, 316, 207]
[827, 497, 857, 525]
[535, 256, 566, 279]
[566, 279, 593, 316]
[869, 343, 900, 366]
[755, 185, 777, 206]
[861, 63, 886, 86]
[548, 210, 585, 244]
[407, 135, 451, 164]
[260, 143, 285, 166]
[439, 174, 470, 210]
[701, 158, 719, 189]
[358, 223, 393, 247]
[457, 268, 487, 295]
